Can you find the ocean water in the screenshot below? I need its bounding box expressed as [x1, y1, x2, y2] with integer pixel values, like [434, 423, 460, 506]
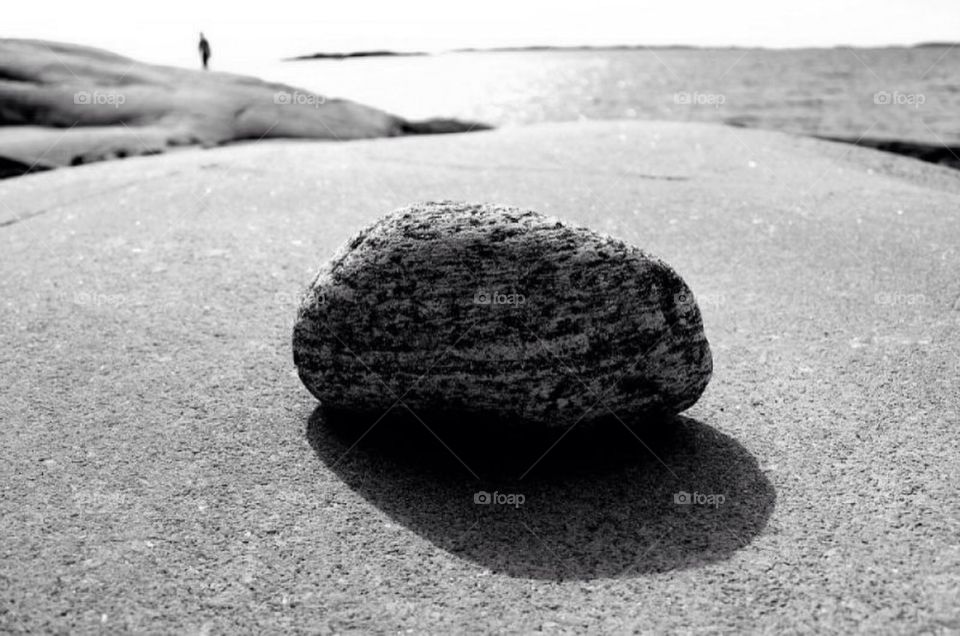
[247, 47, 960, 145]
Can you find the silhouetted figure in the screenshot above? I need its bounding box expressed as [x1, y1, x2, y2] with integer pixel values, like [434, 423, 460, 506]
[198, 33, 211, 70]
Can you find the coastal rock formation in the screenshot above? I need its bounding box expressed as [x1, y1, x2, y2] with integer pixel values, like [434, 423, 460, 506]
[0, 39, 488, 175]
[0, 156, 51, 179]
[293, 201, 712, 426]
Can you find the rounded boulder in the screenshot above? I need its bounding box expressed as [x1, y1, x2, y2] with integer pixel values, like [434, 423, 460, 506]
[293, 201, 712, 427]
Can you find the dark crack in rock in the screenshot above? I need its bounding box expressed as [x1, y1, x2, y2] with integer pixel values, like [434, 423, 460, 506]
[293, 201, 712, 427]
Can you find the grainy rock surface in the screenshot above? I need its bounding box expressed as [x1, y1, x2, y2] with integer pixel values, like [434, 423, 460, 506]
[3, 122, 960, 632]
[293, 201, 712, 425]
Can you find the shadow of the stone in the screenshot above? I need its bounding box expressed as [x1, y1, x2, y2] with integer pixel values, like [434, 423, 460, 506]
[306, 406, 775, 580]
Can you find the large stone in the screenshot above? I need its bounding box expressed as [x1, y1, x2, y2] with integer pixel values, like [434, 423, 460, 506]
[293, 201, 712, 426]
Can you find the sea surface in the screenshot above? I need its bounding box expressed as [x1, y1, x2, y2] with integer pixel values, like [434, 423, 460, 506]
[246, 46, 960, 145]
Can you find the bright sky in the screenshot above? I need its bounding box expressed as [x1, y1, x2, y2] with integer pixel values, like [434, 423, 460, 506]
[6, 0, 959, 70]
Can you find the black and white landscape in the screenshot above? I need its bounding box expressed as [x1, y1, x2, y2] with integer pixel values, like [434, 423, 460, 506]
[2, 1, 959, 633]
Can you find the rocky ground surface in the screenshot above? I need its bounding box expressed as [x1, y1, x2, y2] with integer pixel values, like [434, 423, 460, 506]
[1, 120, 959, 633]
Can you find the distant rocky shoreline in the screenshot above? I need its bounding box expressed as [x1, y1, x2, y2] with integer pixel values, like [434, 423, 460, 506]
[816, 136, 960, 170]
[286, 50, 428, 60]
[288, 41, 959, 59]
[2, 39, 957, 180]
[0, 39, 488, 179]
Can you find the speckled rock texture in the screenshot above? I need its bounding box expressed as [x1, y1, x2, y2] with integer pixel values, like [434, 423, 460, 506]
[293, 201, 712, 426]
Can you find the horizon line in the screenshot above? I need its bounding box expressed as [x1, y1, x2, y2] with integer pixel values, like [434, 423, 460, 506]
[284, 40, 958, 60]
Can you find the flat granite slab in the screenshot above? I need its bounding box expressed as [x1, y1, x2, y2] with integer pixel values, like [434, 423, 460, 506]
[1, 121, 958, 633]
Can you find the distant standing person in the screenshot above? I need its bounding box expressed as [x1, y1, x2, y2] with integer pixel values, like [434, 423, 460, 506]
[198, 33, 211, 70]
